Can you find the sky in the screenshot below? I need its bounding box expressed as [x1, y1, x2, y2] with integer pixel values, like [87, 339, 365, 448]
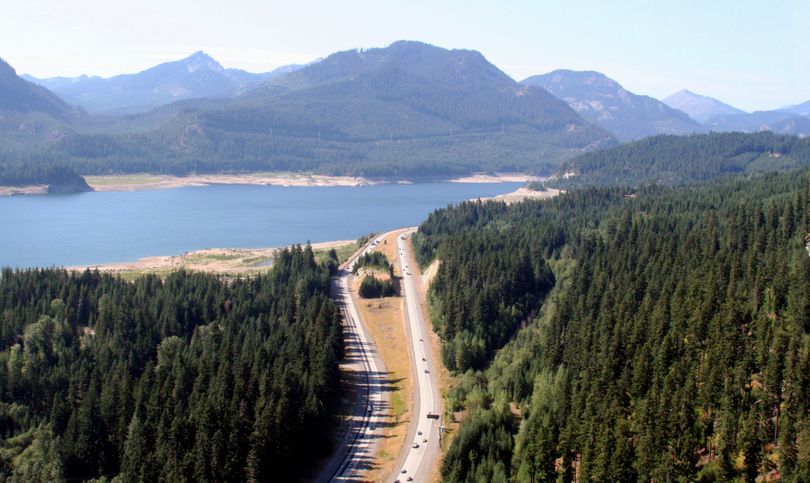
[1, 0, 807, 112]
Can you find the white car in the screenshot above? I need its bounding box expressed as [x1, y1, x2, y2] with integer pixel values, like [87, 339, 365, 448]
[412, 443, 419, 449]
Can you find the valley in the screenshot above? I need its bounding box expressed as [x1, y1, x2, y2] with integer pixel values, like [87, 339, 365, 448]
[2, 5, 810, 480]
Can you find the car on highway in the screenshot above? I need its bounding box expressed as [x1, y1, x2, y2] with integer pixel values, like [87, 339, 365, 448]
[412, 443, 419, 448]
[417, 430, 422, 435]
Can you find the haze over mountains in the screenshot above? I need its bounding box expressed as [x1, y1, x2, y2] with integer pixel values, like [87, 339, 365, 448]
[663, 89, 745, 123]
[0, 41, 613, 180]
[23, 52, 304, 114]
[0, 58, 79, 119]
[2, 40, 810, 190]
[522, 70, 702, 141]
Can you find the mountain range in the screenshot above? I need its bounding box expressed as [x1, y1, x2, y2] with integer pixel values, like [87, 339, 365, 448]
[23, 52, 304, 114]
[521, 70, 702, 141]
[3, 40, 810, 191]
[702, 109, 810, 136]
[0, 41, 614, 181]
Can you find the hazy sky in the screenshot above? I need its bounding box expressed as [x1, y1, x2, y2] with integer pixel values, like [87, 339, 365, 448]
[2, 0, 807, 111]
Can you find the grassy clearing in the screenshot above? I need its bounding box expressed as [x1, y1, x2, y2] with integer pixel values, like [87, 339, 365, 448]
[184, 253, 243, 264]
[313, 242, 356, 265]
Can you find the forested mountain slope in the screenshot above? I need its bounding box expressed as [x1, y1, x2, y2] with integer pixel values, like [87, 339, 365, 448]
[555, 131, 810, 187]
[1, 42, 614, 179]
[0, 246, 343, 481]
[414, 170, 810, 481]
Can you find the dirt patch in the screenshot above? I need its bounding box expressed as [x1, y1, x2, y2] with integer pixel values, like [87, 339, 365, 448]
[476, 186, 563, 204]
[66, 240, 354, 277]
[421, 260, 440, 289]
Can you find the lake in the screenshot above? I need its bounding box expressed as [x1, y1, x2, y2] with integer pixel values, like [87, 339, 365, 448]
[0, 182, 521, 267]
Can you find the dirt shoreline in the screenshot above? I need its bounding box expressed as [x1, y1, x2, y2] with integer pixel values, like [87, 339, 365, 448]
[85, 173, 377, 192]
[448, 172, 543, 184]
[66, 239, 355, 275]
[0, 185, 49, 196]
[1, 171, 540, 196]
[86, 171, 541, 192]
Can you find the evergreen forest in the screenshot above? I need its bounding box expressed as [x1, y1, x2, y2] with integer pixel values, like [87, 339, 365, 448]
[414, 170, 810, 481]
[0, 246, 343, 482]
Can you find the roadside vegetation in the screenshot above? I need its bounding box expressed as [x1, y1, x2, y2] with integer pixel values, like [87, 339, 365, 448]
[352, 251, 394, 277]
[358, 275, 396, 298]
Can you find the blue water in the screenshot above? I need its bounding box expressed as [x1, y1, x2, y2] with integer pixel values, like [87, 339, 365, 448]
[0, 182, 521, 267]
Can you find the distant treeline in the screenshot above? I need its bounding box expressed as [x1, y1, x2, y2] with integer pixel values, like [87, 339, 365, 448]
[556, 131, 810, 187]
[0, 158, 89, 193]
[415, 170, 810, 481]
[0, 246, 343, 481]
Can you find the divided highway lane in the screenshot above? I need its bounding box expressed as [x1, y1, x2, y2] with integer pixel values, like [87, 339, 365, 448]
[317, 234, 390, 482]
[394, 229, 441, 483]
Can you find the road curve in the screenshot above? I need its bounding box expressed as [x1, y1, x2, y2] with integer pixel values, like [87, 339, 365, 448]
[316, 234, 389, 482]
[393, 229, 442, 483]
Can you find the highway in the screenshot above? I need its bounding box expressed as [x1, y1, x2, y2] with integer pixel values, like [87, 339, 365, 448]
[393, 229, 441, 483]
[317, 234, 389, 482]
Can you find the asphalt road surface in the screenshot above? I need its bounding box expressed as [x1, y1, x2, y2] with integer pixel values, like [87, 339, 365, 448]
[393, 229, 442, 483]
[316, 234, 389, 482]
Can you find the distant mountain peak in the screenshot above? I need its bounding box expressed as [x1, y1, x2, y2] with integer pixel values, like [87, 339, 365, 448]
[522, 69, 701, 141]
[180, 51, 223, 73]
[663, 90, 744, 123]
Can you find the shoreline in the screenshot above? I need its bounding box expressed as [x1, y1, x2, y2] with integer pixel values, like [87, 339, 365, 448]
[84, 173, 378, 192]
[86, 171, 539, 192]
[0, 171, 539, 196]
[66, 239, 355, 275]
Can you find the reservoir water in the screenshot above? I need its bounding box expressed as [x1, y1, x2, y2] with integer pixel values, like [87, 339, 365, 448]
[0, 182, 521, 267]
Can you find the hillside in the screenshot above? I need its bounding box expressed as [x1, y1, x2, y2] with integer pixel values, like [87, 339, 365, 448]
[24, 52, 293, 114]
[416, 170, 810, 481]
[0, 58, 79, 118]
[28, 41, 614, 178]
[521, 70, 702, 141]
[662, 89, 745, 122]
[554, 131, 810, 187]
